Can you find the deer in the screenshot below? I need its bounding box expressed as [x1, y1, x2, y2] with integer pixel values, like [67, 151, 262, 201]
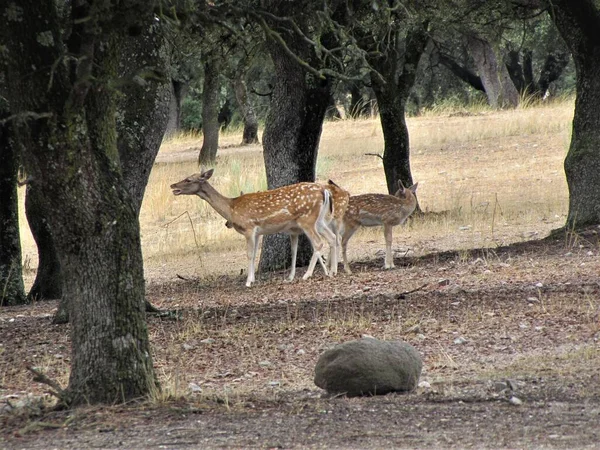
[170, 169, 337, 287]
[225, 180, 350, 276]
[340, 180, 418, 274]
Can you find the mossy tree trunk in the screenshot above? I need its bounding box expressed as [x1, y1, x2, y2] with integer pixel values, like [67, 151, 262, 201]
[1, 0, 159, 405]
[548, 0, 600, 228]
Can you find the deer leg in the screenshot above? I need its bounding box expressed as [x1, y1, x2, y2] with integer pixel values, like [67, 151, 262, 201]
[319, 223, 339, 276]
[384, 223, 395, 269]
[245, 232, 259, 287]
[302, 229, 327, 280]
[341, 226, 358, 274]
[287, 233, 299, 282]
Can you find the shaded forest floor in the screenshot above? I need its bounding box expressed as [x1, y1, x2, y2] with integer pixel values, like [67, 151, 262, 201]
[2, 226, 600, 449]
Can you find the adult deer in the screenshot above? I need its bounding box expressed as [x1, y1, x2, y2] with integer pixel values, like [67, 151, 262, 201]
[170, 169, 336, 287]
[223, 180, 349, 276]
[341, 181, 418, 273]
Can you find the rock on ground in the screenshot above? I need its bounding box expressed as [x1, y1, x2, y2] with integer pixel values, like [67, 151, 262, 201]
[314, 337, 422, 396]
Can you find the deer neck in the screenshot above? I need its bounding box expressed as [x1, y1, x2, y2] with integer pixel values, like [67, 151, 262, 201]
[196, 183, 235, 221]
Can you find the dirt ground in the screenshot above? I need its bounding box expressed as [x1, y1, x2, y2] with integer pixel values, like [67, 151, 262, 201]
[2, 223, 600, 449]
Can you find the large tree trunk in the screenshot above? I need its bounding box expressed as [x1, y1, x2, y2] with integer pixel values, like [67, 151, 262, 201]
[234, 75, 259, 145]
[0, 111, 26, 306]
[549, 0, 600, 228]
[369, 24, 428, 196]
[259, 38, 332, 272]
[25, 185, 62, 302]
[198, 58, 221, 166]
[2, 0, 158, 405]
[468, 34, 519, 108]
[51, 21, 172, 321]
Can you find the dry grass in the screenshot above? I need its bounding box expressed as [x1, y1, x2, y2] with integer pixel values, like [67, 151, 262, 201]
[16, 98, 574, 286]
[6, 97, 600, 449]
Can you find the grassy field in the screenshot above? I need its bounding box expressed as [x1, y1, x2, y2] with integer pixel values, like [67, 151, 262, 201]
[7, 98, 600, 449]
[19, 98, 574, 284]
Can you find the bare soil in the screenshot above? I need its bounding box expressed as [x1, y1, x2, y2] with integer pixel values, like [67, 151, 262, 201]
[2, 225, 600, 449]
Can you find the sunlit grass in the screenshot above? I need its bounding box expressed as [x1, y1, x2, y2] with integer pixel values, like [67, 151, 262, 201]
[18, 98, 575, 283]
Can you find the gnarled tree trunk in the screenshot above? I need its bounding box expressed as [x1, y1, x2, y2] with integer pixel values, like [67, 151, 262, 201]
[2, 0, 158, 405]
[468, 34, 519, 108]
[549, 0, 600, 228]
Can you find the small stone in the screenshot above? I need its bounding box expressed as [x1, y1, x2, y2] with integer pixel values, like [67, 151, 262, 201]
[418, 381, 431, 389]
[259, 360, 272, 367]
[200, 338, 215, 344]
[535, 282, 543, 288]
[527, 297, 539, 303]
[509, 396, 523, 405]
[182, 343, 195, 351]
[296, 349, 306, 355]
[268, 381, 281, 387]
[188, 382, 202, 393]
[453, 337, 467, 345]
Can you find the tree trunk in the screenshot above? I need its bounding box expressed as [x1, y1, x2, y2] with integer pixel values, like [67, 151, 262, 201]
[0, 111, 26, 306]
[437, 53, 486, 92]
[468, 34, 519, 108]
[234, 75, 259, 145]
[368, 24, 428, 196]
[25, 185, 62, 302]
[199, 58, 221, 166]
[259, 37, 332, 273]
[2, 0, 158, 405]
[165, 80, 188, 137]
[549, 0, 600, 228]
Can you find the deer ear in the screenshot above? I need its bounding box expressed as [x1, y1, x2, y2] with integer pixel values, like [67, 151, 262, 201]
[397, 179, 406, 190]
[201, 168, 214, 180]
[408, 182, 418, 193]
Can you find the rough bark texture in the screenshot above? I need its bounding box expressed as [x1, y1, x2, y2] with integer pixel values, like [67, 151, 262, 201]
[1, 0, 158, 405]
[368, 24, 429, 196]
[25, 185, 62, 302]
[199, 58, 221, 166]
[234, 76, 259, 145]
[438, 53, 486, 92]
[0, 111, 26, 306]
[548, 0, 600, 228]
[467, 35, 519, 108]
[165, 80, 188, 137]
[259, 33, 332, 272]
[117, 23, 172, 215]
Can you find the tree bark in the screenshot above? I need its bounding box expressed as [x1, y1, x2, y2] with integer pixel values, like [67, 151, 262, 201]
[198, 58, 221, 166]
[2, 0, 158, 405]
[0, 111, 26, 306]
[468, 34, 519, 108]
[368, 24, 429, 196]
[234, 75, 259, 145]
[259, 37, 332, 272]
[548, 0, 600, 228]
[25, 185, 62, 302]
[165, 80, 188, 137]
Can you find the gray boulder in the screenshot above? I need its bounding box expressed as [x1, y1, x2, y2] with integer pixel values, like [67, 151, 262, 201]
[314, 337, 422, 396]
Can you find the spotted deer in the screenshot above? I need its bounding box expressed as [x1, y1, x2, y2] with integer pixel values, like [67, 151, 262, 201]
[341, 180, 418, 273]
[170, 169, 337, 287]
